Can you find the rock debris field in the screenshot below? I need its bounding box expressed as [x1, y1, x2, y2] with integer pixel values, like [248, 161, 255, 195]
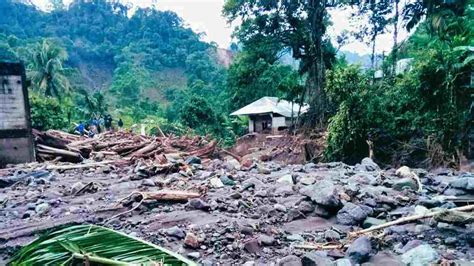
[1, 150, 473, 265]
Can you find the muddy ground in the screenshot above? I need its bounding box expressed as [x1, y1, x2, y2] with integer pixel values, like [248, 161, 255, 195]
[0, 156, 473, 265]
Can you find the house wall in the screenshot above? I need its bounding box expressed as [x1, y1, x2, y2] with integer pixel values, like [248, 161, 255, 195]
[0, 62, 35, 166]
[469, 103, 474, 159]
[248, 114, 272, 133]
[272, 116, 286, 129]
[247, 113, 296, 133]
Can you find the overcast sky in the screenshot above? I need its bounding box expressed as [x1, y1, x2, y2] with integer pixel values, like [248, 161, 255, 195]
[31, 0, 410, 55]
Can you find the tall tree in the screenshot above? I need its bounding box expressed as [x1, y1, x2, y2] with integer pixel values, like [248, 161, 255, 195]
[28, 39, 70, 99]
[226, 47, 294, 111]
[223, 0, 338, 126]
[402, 0, 468, 34]
[392, 0, 400, 74]
[354, 0, 391, 70]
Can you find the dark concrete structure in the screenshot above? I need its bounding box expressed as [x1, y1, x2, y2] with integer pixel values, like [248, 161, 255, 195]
[469, 102, 474, 160]
[0, 62, 35, 167]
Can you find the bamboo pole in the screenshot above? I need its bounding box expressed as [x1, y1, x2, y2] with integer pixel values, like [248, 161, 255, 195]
[349, 205, 474, 237]
[295, 205, 474, 251]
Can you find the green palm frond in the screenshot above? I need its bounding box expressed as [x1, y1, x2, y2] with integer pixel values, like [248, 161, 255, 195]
[27, 39, 70, 100]
[9, 224, 196, 266]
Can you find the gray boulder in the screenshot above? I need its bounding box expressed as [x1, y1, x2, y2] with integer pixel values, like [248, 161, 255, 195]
[335, 258, 352, 266]
[302, 251, 333, 266]
[164, 226, 185, 239]
[450, 176, 474, 191]
[277, 174, 294, 185]
[324, 230, 341, 241]
[224, 157, 241, 171]
[401, 244, 438, 265]
[242, 177, 265, 190]
[392, 178, 418, 191]
[258, 234, 275, 246]
[336, 202, 373, 225]
[300, 180, 341, 211]
[188, 198, 210, 211]
[362, 217, 386, 229]
[35, 203, 50, 215]
[355, 158, 380, 172]
[277, 255, 302, 266]
[346, 236, 372, 263]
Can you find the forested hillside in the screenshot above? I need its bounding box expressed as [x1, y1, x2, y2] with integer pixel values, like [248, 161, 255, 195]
[0, 0, 235, 141]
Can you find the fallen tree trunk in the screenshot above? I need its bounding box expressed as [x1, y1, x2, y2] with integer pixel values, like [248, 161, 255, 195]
[139, 190, 200, 201]
[129, 141, 161, 158]
[189, 140, 217, 158]
[221, 148, 242, 162]
[106, 190, 201, 223]
[37, 144, 83, 163]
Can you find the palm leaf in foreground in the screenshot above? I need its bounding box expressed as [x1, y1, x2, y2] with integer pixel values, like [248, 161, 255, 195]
[9, 224, 196, 266]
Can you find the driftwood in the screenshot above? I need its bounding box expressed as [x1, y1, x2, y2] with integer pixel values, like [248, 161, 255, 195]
[188, 140, 217, 158]
[46, 161, 119, 171]
[350, 204, 474, 237]
[34, 129, 219, 176]
[129, 141, 160, 158]
[221, 148, 242, 162]
[106, 190, 201, 223]
[37, 144, 83, 163]
[293, 244, 343, 250]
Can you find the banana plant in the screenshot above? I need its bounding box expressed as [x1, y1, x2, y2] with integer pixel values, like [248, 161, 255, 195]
[9, 224, 196, 266]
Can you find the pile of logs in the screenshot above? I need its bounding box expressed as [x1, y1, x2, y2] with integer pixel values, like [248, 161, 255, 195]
[32, 129, 217, 168]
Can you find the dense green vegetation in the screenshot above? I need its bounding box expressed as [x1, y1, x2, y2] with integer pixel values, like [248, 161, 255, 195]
[0, 0, 472, 166]
[224, 0, 473, 167]
[324, 2, 473, 167]
[0, 0, 235, 140]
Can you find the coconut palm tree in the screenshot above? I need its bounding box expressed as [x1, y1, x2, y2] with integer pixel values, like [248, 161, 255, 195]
[28, 39, 70, 99]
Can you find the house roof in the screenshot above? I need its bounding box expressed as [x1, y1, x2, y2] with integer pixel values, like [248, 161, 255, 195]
[230, 97, 309, 117]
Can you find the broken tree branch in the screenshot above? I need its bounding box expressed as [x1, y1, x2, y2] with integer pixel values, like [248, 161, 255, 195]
[221, 148, 242, 162]
[349, 205, 474, 237]
[294, 205, 474, 251]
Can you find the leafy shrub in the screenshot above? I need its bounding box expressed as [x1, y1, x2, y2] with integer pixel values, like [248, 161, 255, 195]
[29, 92, 69, 130]
[324, 40, 471, 167]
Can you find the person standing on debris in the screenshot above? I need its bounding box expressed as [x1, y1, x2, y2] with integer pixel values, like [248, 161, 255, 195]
[97, 116, 103, 133]
[88, 127, 95, 138]
[75, 121, 85, 136]
[104, 114, 113, 131]
[91, 116, 101, 134]
[118, 118, 124, 130]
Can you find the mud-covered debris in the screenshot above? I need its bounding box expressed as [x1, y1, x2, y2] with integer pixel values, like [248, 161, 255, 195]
[1, 149, 473, 265]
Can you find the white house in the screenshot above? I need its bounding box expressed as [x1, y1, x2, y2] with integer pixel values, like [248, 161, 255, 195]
[395, 58, 414, 75]
[230, 97, 309, 133]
